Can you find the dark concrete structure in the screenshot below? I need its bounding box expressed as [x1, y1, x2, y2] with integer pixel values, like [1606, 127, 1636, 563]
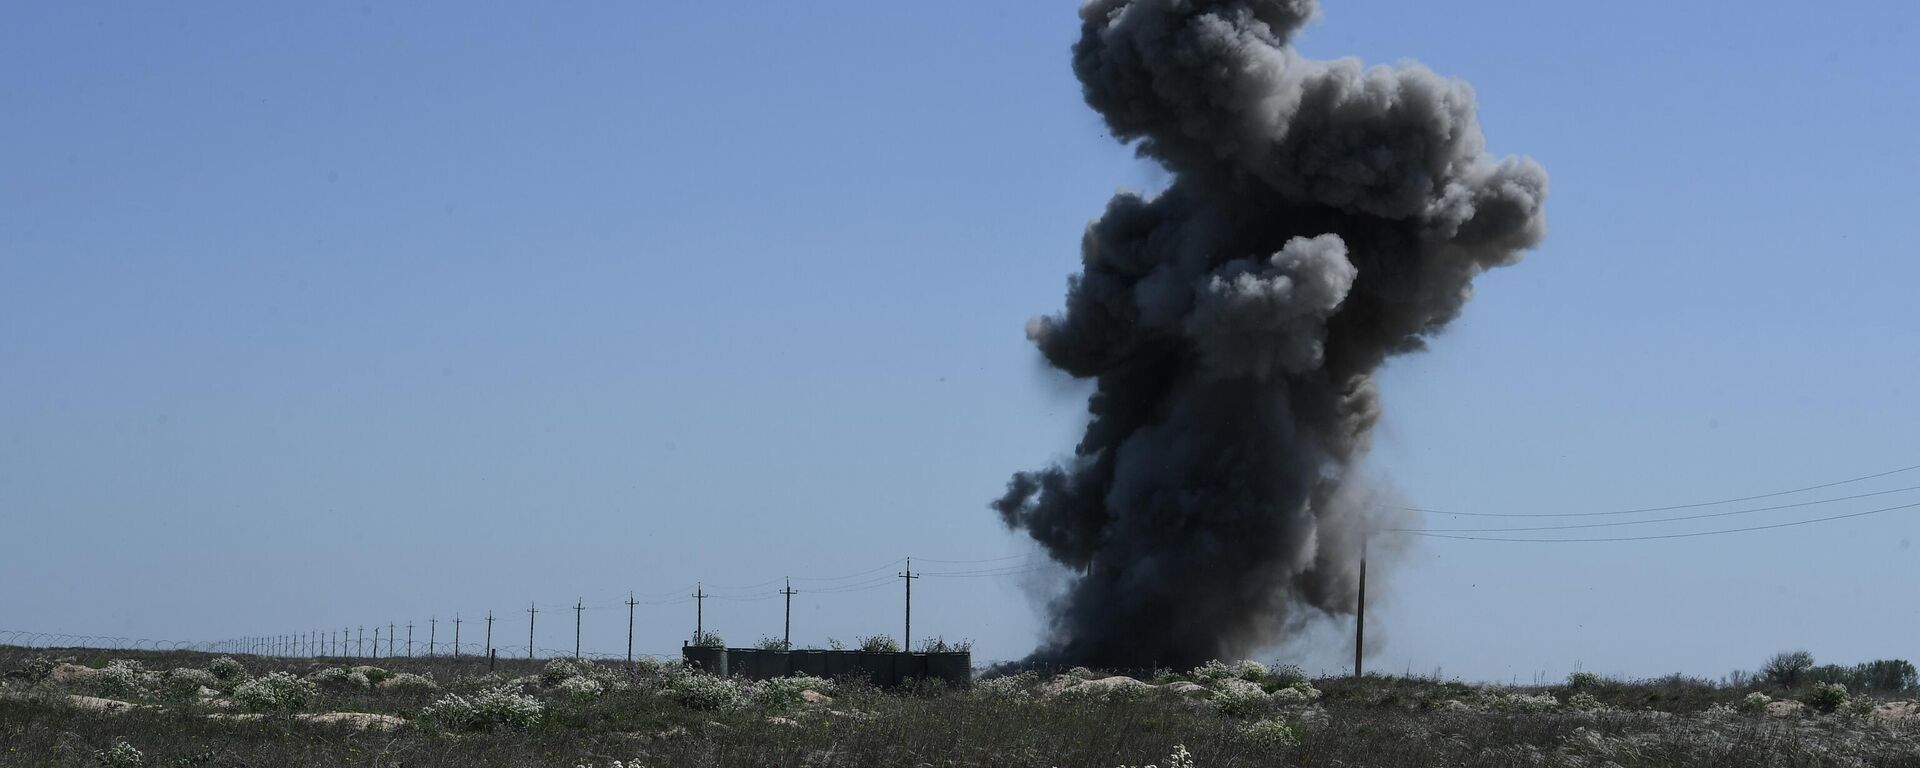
[682, 646, 970, 687]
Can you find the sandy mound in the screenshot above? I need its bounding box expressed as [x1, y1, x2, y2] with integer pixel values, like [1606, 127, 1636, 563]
[64, 695, 144, 713]
[299, 712, 408, 730]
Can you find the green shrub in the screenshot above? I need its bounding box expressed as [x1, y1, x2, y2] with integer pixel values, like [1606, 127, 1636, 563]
[1739, 692, 1773, 713]
[1192, 660, 1232, 684]
[858, 635, 901, 653]
[749, 675, 836, 710]
[1211, 678, 1270, 718]
[205, 656, 247, 683]
[93, 739, 144, 768]
[1270, 680, 1321, 705]
[558, 675, 605, 701]
[377, 672, 438, 694]
[232, 671, 317, 713]
[1265, 664, 1307, 687]
[917, 637, 973, 653]
[1566, 671, 1601, 690]
[1243, 718, 1299, 748]
[1806, 659, 1918, 693]
[1564, 691, 1603, 711]
[349, 666, 392, 685]
[423, 685, 544, 731]
[309, 667, 371, 691]
[1229, 660, 1269, 682]
[1485, 690, 1557, 713]
[1807, 682, 1849, 714]
[24, 657, 54, 683]
[973, 671, 1036, 699]
[674, 674, 746, 711]
[81, 660, 147, 698]
[160, 668, 218, 701]
[689, 631, 725, 649]
[541, 658, 585, 686]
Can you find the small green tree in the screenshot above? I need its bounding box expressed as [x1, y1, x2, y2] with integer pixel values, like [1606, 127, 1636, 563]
[1807, 681, 1849, 714]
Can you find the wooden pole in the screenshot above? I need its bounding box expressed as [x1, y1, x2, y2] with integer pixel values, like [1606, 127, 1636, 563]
[1355, 536, 1367, 679]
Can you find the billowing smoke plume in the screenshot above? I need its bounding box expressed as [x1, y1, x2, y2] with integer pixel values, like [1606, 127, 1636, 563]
[994, 0, 1547, 668]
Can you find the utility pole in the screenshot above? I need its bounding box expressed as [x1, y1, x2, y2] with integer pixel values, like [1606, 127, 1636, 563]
[527, 602, 538, 659]
[574, 599, 584, 659]
[453, 615, 462, 658]
[407, 622, 414, 656]
[1355, 536, 1367, 679]
[388, 623, 395, 657]
[429, 617, 437, 657]
[692, 583, 706, 638]
[625, 593, 638, 663]
[374, 626, 381, 659]
[780, 578, 798, 650]
[899, 558, 919, 647]
[358, 626, 365, 658]
[485, 611, 494, 659]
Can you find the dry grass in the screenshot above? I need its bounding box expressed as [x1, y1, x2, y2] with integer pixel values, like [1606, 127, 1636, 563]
[2, 647, 1917, 767]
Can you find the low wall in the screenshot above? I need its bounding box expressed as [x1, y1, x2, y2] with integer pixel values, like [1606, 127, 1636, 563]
[682, 646, 970, 687]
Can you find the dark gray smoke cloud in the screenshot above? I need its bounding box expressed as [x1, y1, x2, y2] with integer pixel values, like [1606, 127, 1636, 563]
[994, 0, 1547, 669]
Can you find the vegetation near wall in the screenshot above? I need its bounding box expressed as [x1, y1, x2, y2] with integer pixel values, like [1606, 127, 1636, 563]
[1, 645, 1917, 767]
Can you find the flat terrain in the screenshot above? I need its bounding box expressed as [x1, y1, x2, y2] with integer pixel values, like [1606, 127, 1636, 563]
[1, 646, 1917, 767]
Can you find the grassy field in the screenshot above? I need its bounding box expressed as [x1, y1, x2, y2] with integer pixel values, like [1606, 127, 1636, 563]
[2, 646, 1916, 767]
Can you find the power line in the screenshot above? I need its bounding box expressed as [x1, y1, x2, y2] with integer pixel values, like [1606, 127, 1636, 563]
[912, 553, 1031, 564]
[1407, 499, 1920, 543]
[1409, 462, 1920, 518]
[1395, 484, 1920, 533]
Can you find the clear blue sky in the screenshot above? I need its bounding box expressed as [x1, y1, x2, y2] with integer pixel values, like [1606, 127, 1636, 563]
[4, 1, 1916, 682]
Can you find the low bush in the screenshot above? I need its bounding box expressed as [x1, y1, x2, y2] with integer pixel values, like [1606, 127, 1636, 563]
[689, 631, 725, 649]
[80, 660, 147, 698]
[1192, 660, 1233, 684]
[160, 668, 218, 701]
[1807, 682, 1849, 714]
[1230, 660, 1269, 682]
[917, 637, 973, 654]
[378, 672, 438, 694]
[541, 658, 586, 686]
[205, 656, 247, 683]
[674, 674, 745, 712]
[749, 675, 833, 710]
[1564, 691, 1604, 711]
[973, 671, 1036, 699]
[1270, 680, 1321, 705]
[858, 635, 901, 653]
[1243, 718, 1299, 748]
[1210, 678, 1270, 718]
[1485, 690, 1558, 713]
[1265, 664, 1307, 687]
[232, 671, 317, 713]
[309, 667, 371, 691]
[93, 739, 145, 768]
[558, 675, 605, 701]
[1739, 692, 1772, 713]
[1566, 671, 1601, 690]
[350, 666, 393, 685]
[423, 685, 545, 731]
